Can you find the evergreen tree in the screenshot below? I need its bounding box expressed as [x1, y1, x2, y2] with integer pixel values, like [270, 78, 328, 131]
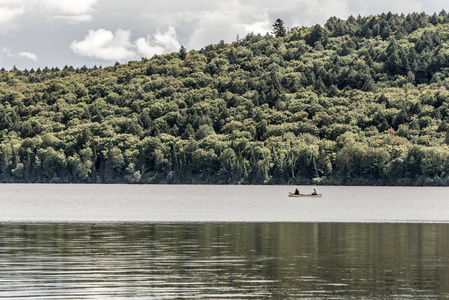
[272, 19, 287, 37]
[178, 45, 187, 60]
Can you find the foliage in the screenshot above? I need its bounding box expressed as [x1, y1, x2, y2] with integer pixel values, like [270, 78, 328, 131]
[273, 19, 287, 38]
[2, 11, 449, 185]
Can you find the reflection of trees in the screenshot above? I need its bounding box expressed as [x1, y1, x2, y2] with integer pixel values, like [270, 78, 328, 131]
[0, 223, 448, 298]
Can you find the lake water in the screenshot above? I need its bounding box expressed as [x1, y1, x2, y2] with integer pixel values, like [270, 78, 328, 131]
[1, 184, 449, 299]
[1, 184, 448, 222]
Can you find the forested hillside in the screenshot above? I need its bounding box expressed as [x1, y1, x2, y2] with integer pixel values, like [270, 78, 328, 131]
[2, 11, 449, 185]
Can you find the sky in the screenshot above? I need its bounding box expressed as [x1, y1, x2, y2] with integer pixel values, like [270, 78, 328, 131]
[0, 0, 448, 70]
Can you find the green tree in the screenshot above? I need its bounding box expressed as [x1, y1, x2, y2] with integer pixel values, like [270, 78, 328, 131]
[272, 19, 287, 37]
[178, 45, 187, 60]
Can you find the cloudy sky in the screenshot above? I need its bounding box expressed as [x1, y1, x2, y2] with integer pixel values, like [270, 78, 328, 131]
[0, 0, 447, 70]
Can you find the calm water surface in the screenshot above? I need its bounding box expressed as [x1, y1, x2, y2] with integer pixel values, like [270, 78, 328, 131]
[0, 184, 448, 222]
[1, 184, 449, 299]
[1, 222, 449, 299]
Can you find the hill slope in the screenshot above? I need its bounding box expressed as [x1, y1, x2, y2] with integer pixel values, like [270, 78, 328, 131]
[2, 11, 449, 185]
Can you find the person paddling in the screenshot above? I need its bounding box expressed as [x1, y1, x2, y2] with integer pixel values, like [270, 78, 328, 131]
[294, 188, 300, 195]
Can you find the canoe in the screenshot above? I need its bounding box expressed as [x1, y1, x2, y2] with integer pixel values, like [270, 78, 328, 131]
[288, 192, 322, 198]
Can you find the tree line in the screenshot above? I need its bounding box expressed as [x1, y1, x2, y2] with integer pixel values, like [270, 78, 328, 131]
[2, 11, 449, 185]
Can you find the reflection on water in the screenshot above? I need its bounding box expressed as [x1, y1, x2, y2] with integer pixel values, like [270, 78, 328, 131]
[1, 222, 448, 299]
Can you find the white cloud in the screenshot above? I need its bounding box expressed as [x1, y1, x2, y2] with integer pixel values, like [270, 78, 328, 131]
[0, 6, 24, 23]
[70, 29, 136, 62]
[3, 47, 38, 62]
[244, 21, 271, 35]
[136, 26, 181, 58]
[0, 0, 97, 27]
[40, 0, 97, 15]
[18, 52, 38, 61]
[41, 0, 97, 23]
[71, 26, 182, 62]
[0, 6, 25, 33]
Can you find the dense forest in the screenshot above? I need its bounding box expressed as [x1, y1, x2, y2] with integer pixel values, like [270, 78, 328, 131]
[2, 11, 449, 185]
